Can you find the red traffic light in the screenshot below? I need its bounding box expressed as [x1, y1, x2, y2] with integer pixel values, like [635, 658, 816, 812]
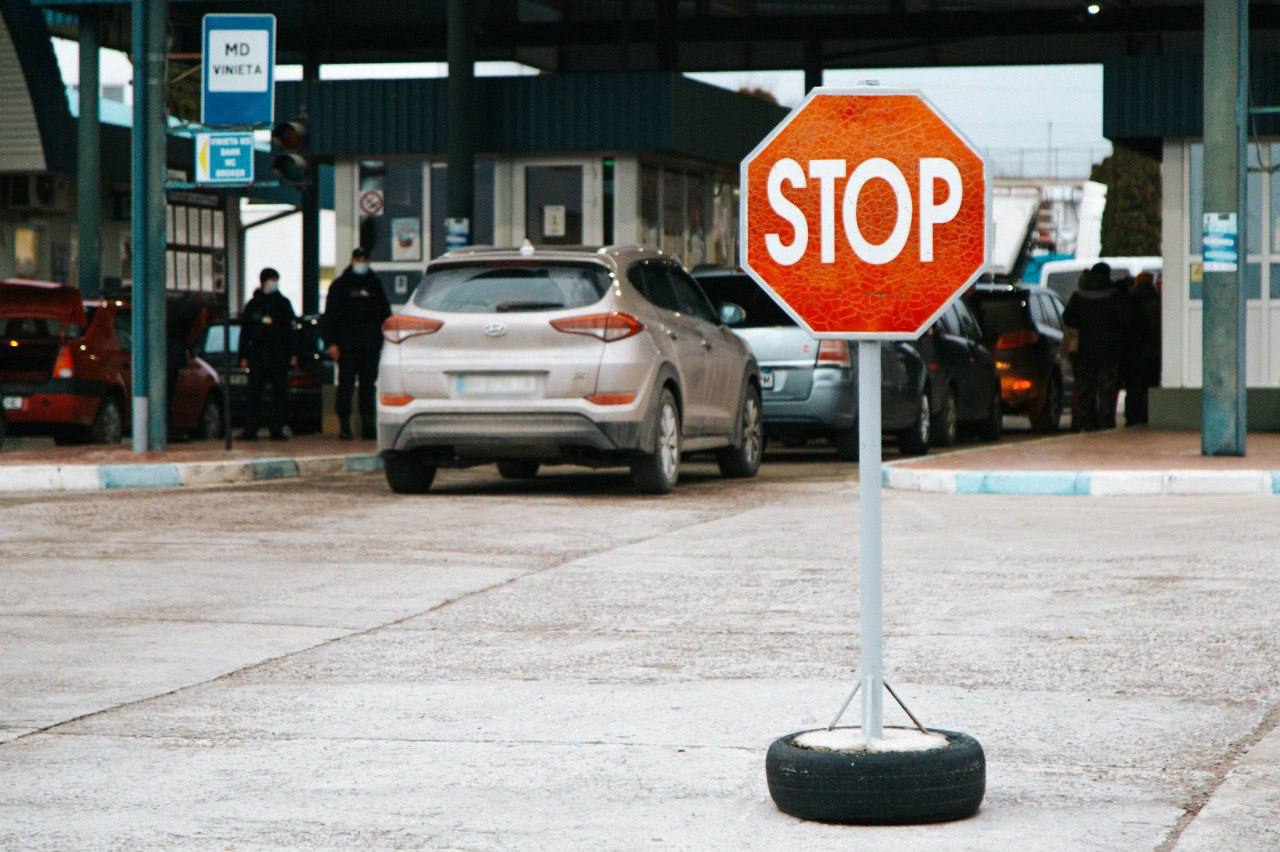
[271, 121, 307, 151]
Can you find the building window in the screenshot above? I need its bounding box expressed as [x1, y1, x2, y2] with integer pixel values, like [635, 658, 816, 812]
[641, 165, 660, 248]
[358, 160, 423, 262]
[525, 165, 583, 246]
[429, 161, 495, 258]
[14, 227, 39, 276]
[686, 172, 707, 268]
[166, 194, 225, 292]
[661, 169, 685, 259]
[1187, 142, 1272, 300]
[638, 164, 736, 267]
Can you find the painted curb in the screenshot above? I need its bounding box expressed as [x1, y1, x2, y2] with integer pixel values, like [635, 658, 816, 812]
[0, 452, 382, 494]
[883, 463, 1280, 496]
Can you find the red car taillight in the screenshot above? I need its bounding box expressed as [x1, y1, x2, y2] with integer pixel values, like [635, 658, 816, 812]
[996, 329, 1040, 350]
[382, 315, 443, 343]
[53, 344, 75, 378]
[550, 312, 644, 342]
[815, 340, 851, 368]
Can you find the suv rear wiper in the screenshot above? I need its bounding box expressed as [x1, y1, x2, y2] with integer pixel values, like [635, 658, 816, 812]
[494, 301, 564, 312]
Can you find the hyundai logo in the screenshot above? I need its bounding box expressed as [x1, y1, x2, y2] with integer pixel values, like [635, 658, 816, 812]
[483, 322, 507, 337]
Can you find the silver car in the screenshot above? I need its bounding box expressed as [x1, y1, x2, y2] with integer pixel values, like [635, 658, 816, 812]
[694, 268, 932, 460]
[377, 244, 762, 494]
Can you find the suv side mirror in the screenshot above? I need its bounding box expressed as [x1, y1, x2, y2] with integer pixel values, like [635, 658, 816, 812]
[719, 302, 746, 327]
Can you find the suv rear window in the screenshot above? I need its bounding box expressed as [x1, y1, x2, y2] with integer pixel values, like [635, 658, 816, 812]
[413, 262, 610, 313]
[0, 317, 79, 339]
[973, 296, 1031, 337]
[203, 323, 241, 354]
[693, 273, 797, 328]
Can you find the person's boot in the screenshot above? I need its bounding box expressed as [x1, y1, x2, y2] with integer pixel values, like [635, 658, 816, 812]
[361, 419, 377, 441]
[338, 418, 353, 441]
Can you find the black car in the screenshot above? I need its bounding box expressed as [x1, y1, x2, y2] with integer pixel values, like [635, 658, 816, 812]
[970, 284, 1072, 432]
[199, 315, 334, 435]
[915, 298, 1003, 446]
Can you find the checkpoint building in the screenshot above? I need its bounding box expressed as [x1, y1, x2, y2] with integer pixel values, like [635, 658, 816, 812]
[1106, 56, 1280, 426]
[290, 73, 784, 304]
[5, 0, 1280, 441]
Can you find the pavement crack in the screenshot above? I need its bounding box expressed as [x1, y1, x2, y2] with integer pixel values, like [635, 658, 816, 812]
[38, 728, 760, 753]
[1157, 699, 1280, 851]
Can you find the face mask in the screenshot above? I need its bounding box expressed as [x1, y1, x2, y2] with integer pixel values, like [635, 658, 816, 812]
[353, 263, 370, 275]
[263, 279, 279, 294]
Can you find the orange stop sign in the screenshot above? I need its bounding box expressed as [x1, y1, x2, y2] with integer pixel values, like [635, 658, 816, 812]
[741, 89, 989, 339]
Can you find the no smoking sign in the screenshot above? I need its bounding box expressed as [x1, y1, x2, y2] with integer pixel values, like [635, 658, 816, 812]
[359, 190, 385, 217]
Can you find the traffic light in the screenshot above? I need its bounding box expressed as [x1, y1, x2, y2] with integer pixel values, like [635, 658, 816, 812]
[271, 120, 308, 184]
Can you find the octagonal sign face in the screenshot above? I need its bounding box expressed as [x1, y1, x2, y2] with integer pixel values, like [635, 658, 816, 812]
[741, 88, 989, 339]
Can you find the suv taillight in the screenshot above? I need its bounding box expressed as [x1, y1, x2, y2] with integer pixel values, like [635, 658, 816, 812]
[816, 340, 851, 368]
[551, 312, 644, 342]
[382, 315, 443, 343]
[996, 329, 1040, 350]
[53, 345, 74, 378]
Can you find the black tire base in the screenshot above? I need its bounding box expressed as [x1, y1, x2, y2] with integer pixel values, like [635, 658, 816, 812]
[766, 726, 985, 825]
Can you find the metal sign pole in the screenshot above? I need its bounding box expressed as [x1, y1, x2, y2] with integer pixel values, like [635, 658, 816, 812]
[857, 340, 884, 742]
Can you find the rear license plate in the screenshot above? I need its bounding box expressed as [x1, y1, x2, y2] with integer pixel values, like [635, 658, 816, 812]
[229, 374, 248, 386]
[759, 371, 775, 390]
[2, 395, 23, 411]
[455, 373, 540, 398]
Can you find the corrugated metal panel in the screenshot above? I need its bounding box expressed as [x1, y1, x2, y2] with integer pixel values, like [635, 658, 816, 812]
[277, 72, 786, 164]
[1105, 54, 1280, 140]
[670, 74, 787, 164]
[0, 13, 47, 172]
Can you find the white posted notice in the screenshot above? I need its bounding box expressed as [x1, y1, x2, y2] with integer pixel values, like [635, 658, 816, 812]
[207, 30, 270, 92]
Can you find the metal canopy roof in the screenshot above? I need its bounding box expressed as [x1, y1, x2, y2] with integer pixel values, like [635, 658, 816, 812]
[31, 1, 1280, 70]
[274, 71, 786, 162]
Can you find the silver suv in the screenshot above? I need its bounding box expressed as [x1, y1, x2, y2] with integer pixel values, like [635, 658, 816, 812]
[377, 245, 762, 494]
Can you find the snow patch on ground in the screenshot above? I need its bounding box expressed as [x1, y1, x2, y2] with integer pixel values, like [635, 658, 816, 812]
[792, 727, 949, 753]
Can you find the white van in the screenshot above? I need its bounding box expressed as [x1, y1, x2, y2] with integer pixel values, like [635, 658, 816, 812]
[1038, 256, 1162, 302]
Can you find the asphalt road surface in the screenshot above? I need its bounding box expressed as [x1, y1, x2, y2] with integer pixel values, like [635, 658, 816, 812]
[1, 444, 1277, 849]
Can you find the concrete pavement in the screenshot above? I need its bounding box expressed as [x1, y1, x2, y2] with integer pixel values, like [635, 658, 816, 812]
[1, 459, 1278, 848]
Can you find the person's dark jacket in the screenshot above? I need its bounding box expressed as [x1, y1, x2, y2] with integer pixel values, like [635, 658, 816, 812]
[238, 289, 297, 363]
[1132, 279, 1161, 365]
[1062, 269, 1134, 368]
[322, 267, 391, 353]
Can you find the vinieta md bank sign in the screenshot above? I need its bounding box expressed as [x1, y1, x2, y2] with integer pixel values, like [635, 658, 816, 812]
[201, 14, 277, 128]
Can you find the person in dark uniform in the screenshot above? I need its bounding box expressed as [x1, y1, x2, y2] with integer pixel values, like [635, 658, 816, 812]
[322, 247, 391, 440]
[1063, 263, 1134, 431]
[238, 268, 297, 441]
[1123, 271, 1161, 426]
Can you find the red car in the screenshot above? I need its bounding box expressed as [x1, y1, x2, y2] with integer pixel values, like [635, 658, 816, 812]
[0, 279, 223, 445]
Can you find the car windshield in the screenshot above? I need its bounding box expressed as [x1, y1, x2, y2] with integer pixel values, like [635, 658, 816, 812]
[693, 273, 797, 328]
[0, 317, 74, 340]
[973, 297, 1031, 337]
[1043, 270, 1082, 301]
[203, 324, 241, 354]
[413, 262, 611, 313]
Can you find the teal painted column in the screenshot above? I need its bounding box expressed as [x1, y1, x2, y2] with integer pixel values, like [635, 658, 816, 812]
[131, 0, 168, 452]
[76, 11, 101, 298]
[300, 59, 320, 315]
[1201, 0, 1248, 456]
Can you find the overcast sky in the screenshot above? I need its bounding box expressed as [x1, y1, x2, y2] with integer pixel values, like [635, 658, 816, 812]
[689, 65, 1108, 158]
